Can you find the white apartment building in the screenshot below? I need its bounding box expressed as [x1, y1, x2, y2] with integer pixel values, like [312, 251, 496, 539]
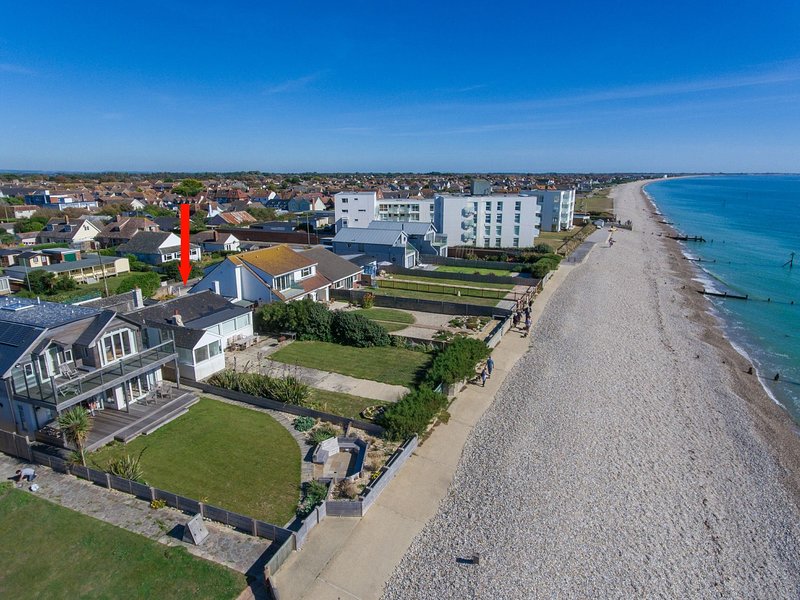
[334, 191, 433, 231]
[521, 189, 576, 232]
[434, 195, 541, 249]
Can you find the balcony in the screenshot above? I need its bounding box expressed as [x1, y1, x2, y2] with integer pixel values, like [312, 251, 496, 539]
[432, 234, 448, 247]
[10, 341, 177, 410]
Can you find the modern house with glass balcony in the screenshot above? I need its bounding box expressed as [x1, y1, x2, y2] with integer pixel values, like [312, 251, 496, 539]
[0, 297, 180, 440]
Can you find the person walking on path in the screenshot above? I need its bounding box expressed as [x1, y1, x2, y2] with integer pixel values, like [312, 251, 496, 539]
[487, 356, 494, 378]
[523, 316, 532, 337]
[480, 366, 488, 387]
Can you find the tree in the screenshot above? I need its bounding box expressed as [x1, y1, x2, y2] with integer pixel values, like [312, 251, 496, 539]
[173, 178, 205, 197]
[57, 406, 93, 467]
[52, 274, 77, 292]
[143, 205, 175, 218]
[162, 260, 203, 282]
[246, 206, 276, 221]
[532, 243, 554, 254]
[25, 270, 56, 294]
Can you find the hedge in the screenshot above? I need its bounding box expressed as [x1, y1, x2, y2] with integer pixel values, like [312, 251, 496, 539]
[425, 337, 491, 386]
[377, 386, 449, 440]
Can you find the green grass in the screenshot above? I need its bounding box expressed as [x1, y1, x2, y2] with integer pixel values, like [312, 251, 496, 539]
[91, 398, 300, 524]
[389, 273, 514, 290]
[0, 485, 244, 599]
[372, 285, 503, 307]
[353, 308, 415, 332]
[271, 341, 431, 388]
[306, 388, 389, 420]
[536, 230, 577, 247]
[577, 189, 614, 214]
[435, 265, 516, 276]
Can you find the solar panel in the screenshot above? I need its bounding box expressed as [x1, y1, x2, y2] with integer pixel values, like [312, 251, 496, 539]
[0, 322, 35, 346]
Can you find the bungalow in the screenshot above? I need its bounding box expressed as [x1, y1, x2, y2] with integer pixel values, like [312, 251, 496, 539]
[288, 195, 327, 212]
[116, 231, 201, 266]
[207, 211, 257, 227]
[36, 217, 102, 246]
[0, 297, 181, 438]
[4, 255, 131, 288]
[299, 247, 362, 290]
[191, 244, 330, 303]
[126, 291, 253, 381]
[0, 275, 10, 295]
[190, 230, 240, 253]
[331, 227, 418, 268]
[96, 216, 160, 248]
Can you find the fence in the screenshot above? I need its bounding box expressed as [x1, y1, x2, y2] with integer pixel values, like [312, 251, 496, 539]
[380, 264, 539, 288]
[378, 278, 509, 300]
[332, 288, 512, 318]
[425, 255, 520, 270]
[484, 316, 512, 349]
[0, 430, 32, 461]
[192, 382, 385, 436]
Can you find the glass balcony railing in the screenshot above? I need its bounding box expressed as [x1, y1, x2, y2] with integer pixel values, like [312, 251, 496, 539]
[10, 341, 176, 407]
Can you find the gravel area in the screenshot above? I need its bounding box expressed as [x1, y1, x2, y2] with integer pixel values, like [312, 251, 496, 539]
[382, 181, 800, 599]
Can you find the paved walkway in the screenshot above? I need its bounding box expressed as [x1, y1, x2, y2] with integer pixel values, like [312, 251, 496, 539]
[271, 248, 596, 599]
[266, 362, 409, 404]
[0, 452, 270, 575]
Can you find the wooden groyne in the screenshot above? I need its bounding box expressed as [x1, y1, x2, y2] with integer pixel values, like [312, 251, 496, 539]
[669, 235, 706, 242]
[697, 289, 748, 300]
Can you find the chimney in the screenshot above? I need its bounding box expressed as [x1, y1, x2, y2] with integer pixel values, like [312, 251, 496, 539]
[173, 309, 183, 327]
[132, 287, 144, 309]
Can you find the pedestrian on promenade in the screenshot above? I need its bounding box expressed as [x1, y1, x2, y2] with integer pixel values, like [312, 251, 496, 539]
[487, 356, 494, 378]
[523, 316, 531, 337]
[512, 312, 520, 329]
[480, 367, 488, 387]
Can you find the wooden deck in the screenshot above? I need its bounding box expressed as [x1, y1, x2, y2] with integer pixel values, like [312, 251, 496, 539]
[85, 387, 198, 451]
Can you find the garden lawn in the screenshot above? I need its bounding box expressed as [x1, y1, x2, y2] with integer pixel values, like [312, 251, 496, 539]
[353, 307, 415, 332]
[435, 265, 516, 276]
[271, 341, 431, 388]
[373, 285, 503, 307]
[91, 398, 300, 524]
[0, 485, 244, 600]
[306, 388, 388, 421]
[389, 273, 514, 290]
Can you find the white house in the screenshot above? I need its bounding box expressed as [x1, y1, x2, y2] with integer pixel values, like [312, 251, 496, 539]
[127, 291, 254, 381]
[116, 231, 202, 266]
[191, 230, 240, 253]
[521, 189, 575, 232]
[191, 244, 331, 303]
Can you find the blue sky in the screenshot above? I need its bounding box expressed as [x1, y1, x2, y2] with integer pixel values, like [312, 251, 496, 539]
[2, 1, 800, 172]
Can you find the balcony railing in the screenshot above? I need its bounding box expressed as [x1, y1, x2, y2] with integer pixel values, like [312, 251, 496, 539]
[10, 341, 176, 407]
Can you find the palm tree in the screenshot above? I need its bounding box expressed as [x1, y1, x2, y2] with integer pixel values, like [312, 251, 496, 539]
[57, 406, 93, 467]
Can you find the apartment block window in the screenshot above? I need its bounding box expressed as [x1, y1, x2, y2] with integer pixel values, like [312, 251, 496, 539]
[497, 201, 503, 211]
[484, 226, 491, 236]
[341, 198, 349, 203]
[495, 238, 502, 248]
[485, 201, 491, 211]
[515, 201, 521, 211]
[514, 226, 520, 236]
[513, 238, 520, 247]
[484, 239, 490, 248]
[342, 209, 349, 213]
[473, 202, 478, 212]
[496, 213, 502, 223]
[514, 213, 520, 223]
[301, 267, 312, 278]
[496, 226, 502, 236]
[485, 214, 491, 223]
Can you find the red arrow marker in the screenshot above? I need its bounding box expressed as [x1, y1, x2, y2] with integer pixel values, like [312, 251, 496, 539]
[179, 203, 192, 285]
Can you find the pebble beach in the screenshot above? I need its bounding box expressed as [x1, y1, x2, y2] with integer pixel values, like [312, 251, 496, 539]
[382, 181, 800, 599]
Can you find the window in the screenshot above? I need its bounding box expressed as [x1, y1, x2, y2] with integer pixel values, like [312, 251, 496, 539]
[496, 226, 502, 236]
[514, 226, 520, 236]
[515, 201, 521, 211]
[301, 267, 312, 278]
[514, 213, 520, 223]
[341, 198, 349, 203]
[341, 209, 349, 213]
[473, 202, 478, 212]
[484, 226, 491, 236]
[221, 319, 236, 335]
[274, 274, 292, 290]
[195, 345, 209, 363]
[496, 213, 502, 223]
[484, 239, 490, 248]
[23, 363, 34, 378]
[234, 314, 250, 329]
[497, 201, 503, 211]
[484, 214, 491, 223]
[495, 238, 502, 248]
[102, 329, 134, 364]
[513, 238, 519, 247]
[485, 201, 491, 211]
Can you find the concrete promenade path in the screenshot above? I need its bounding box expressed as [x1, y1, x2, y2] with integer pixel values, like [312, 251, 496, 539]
[271, 235, 600, 599]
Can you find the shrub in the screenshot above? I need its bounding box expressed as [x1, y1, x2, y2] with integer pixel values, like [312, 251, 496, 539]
[338, 480, 358, 499]
[116, 271, 162, 298]
[310, 424, 339, 444]
[106, 449, 146, 482]
[207, 370, 310, 405]
[360, 292, 374, 309]
[377, 386, 449, 441]
[255, 298, 333, 342]
[293, 416, 315, 432]
[425, 337, 491, 387]
[532, 242, 553, 254]
[330, 311, 390, 348]
[297, 480, 329, 517]
[150, 498, 167, 510]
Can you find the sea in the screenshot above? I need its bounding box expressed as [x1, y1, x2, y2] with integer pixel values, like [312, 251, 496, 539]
[644, 175, 800, 424]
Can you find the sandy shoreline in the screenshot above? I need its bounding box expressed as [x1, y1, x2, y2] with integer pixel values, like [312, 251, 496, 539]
[382, 180, 800, 598]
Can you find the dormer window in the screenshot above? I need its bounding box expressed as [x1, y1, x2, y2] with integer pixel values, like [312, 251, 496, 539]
[301, 267, 312, 278]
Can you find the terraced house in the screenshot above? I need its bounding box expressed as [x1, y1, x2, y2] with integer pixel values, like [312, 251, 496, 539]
[0, 297, 188, 449]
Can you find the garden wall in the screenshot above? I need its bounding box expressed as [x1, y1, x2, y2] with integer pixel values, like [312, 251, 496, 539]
[332, 288, 512, 318]
[427, 254, 519, 269]
[192, 382, 385, 436]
